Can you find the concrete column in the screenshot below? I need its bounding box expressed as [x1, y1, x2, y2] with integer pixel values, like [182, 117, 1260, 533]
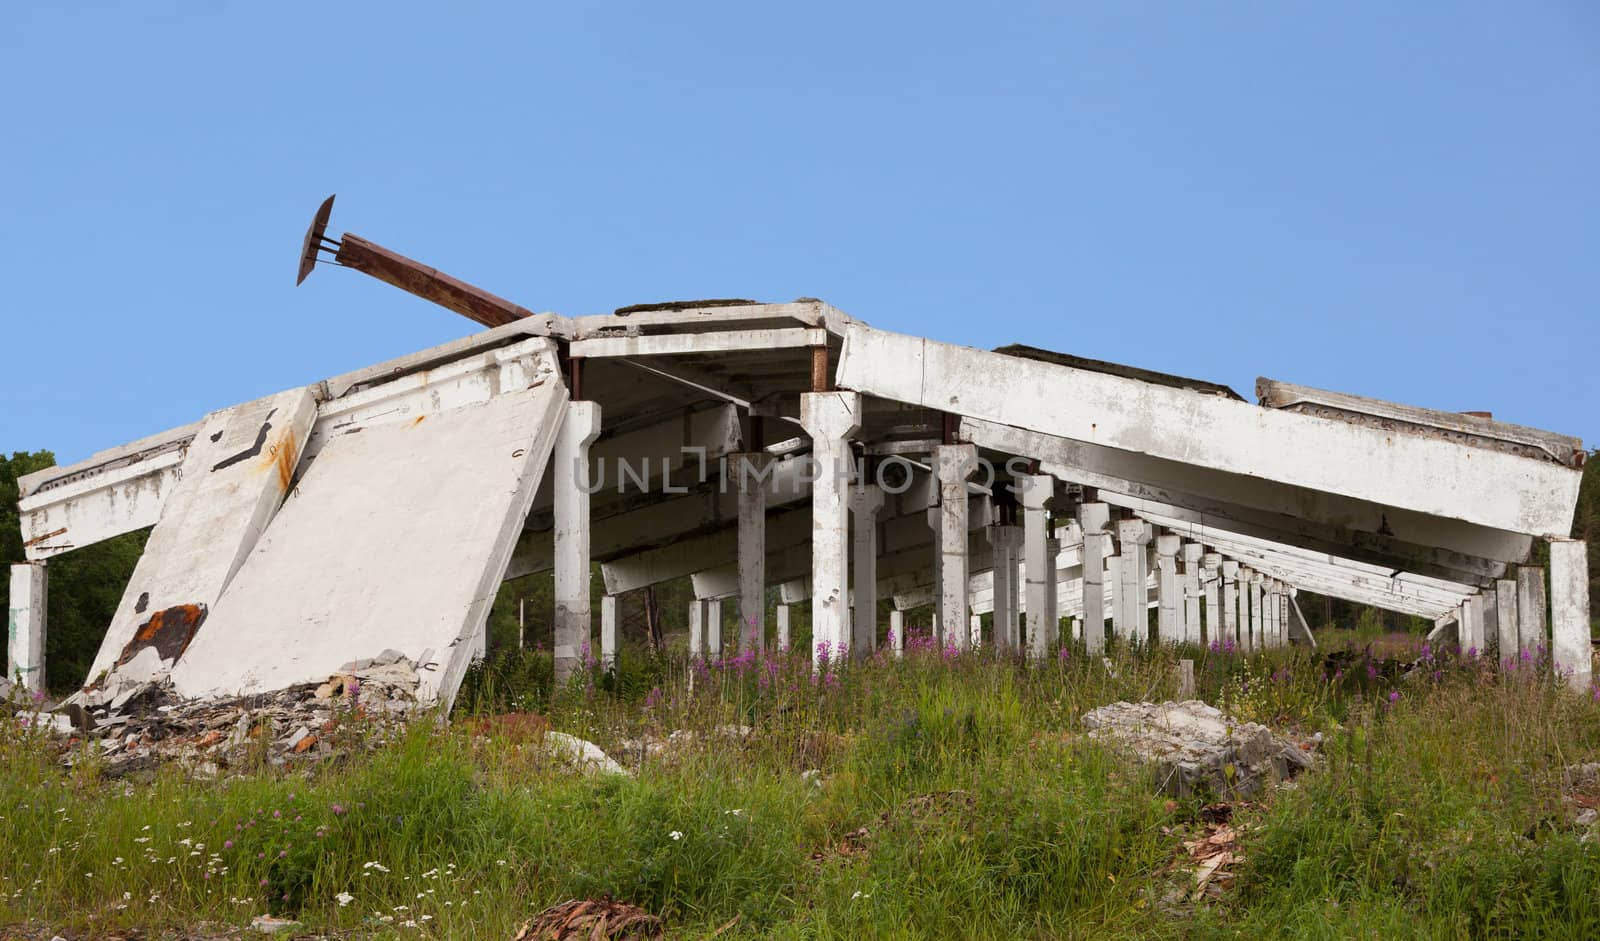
[1077, 501, 1110, 655]
[849, 484, 885, 658]
[1272, 582, 1287, 647]
[800, 391, 861, 665]
[1516, 565, 1547, 656]
[689, 598, 706, 658]
[1244, 569, 1262, 653]
[1181, 543, 1203, 646]
[1201, 552, 1221, 647]
[1274, 582, 1288, 647]
[734, 452, 772, 653]
[8, 562, 47, 694]
[1481, 588, 1499, 659]
[889, 609, 905, 657]
[706, 598, 724, 658]
[925, 507, 944, 639]
[776, 604, 791, 651]
[1221, 560, 1240, 650]
[1494, 579, 1519, 662]
[937, 444, 977, 653]
[969, 613, 983, 649]
[553, 400, 602, 681]
[987, 524, 1022, 652]
[1021, 473, 1053, 660]
[1550, 538, 1591, 692]
[1155, 532, 1180, 645]
[599, 594, 619, 669]
[1044, 535, 1061, 649]
[1461, 596, 1484, 655]
[1116, 519, 1150, 646]
[1104, 552, 1122, 646]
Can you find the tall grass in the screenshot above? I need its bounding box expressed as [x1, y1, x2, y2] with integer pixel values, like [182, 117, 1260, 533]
[2, 635, 1597, 939]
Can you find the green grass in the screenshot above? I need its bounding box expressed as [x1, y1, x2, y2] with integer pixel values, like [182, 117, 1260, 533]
[2, 635, 1598, 939]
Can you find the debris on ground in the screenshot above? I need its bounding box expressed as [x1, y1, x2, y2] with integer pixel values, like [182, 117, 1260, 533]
[1083, 700, 1316, 798]
[33, 653, 429, 778]
[250, 914, 303, 934]
[1561, 762, 1600, 833]
[616, 724, 752, 764]
[510, 898, 663, 940]
[1155, 800, 1254, 914]
[542, 731, 631, 777]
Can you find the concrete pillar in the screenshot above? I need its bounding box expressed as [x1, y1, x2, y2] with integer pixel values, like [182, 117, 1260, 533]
[689, 598, 707, 658]
[936, 444, 977, 653]
[776, 604, 791, 651]
[1201, 552, 1221, 647]
[1077, 501, 1110, 655]
[1494, 579, 1518, 662]
[1116, 519, 1150, 647]
[1044, 535, 1061, 649]
[706, 598, 724, 658]
[889, 608, 905, 657]
[1181, 543, 1203, 646]
[1275, 590, 1289, 647]
[1021, 473, 1054, 660]
[1481, 588, 1499, 659]
[849, 484, 885, 658]
[1461, 596, 1485, 655]
[1550, 538, 1591, 692]
[988, 524, 1022, 652]
[1221, 560, 1240, 650]
[1155, 532, 1180, 645]
[969, 613, 983, 649]
[1516, 566, 1547, 656]
[1272, 582, 1287, 647]
[599, 594, 619, 669]
[800, 391, 861, 665]
[1104, 552, 1121, 646]
[1244, 569, 1262, 653]
[734, 452, 771, 653]
[926, 507, 944, 639]
[8, 562, 47, 694]
[553, 400, 602, 681]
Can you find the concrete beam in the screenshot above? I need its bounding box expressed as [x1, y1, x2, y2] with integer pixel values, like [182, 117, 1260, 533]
[570, 327, 828, 358]
[840, 323, 1578, 537]
[962, 418, 1526, 573]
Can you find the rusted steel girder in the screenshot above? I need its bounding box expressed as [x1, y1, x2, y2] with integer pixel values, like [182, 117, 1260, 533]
[296, 194, 533, 328]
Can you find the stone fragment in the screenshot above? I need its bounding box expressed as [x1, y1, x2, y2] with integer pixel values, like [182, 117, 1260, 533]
[542, 731, 630, 777]
[1082, 700, 1315, 798]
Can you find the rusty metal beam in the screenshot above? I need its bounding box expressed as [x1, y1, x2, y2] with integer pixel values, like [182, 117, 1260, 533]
[333, 234, 534, 328]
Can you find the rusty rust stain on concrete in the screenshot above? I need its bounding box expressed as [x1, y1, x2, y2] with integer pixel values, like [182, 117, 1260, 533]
[114, 603, 208, 670]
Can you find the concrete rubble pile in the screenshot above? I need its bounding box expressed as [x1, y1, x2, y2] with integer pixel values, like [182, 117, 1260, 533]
[48, 650, 429, 778]
[1082, 700, 1316, 798]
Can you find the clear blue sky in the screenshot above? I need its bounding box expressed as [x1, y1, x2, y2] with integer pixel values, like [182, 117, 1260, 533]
[4, 3, 1596, 465]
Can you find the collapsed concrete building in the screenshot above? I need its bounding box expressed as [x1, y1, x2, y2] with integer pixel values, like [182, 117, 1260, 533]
[8, 201, 1592, 709]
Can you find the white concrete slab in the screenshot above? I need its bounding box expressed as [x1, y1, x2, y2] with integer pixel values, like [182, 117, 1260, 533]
[84, 386, 320, 694]
[170, 348, 566, 707]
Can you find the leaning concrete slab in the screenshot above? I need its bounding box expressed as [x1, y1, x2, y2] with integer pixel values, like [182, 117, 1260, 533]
[83, 386, 319, 695]
[169, 341, 565, 706]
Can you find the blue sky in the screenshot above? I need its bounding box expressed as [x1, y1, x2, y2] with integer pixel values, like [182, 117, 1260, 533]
[4, 2, 1596, 464]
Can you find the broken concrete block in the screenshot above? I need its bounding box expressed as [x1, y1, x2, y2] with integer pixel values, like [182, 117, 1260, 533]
[543, 731, 630, 777]
[1082, 700, 1314, 798]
